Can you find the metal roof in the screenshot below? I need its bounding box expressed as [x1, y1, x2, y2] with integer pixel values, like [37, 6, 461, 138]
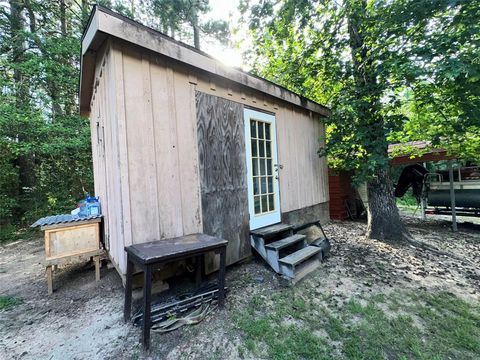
[31, 214, 102, 228]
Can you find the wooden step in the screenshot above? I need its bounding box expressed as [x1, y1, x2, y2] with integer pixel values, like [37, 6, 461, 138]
[279, 246, 321, 266]
[265, 234, 306, 251]
[250, 223, 293, 239]
[278, 246, 321, 279]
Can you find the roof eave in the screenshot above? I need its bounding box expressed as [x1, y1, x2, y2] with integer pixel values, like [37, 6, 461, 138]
[79, 6, 331, 117]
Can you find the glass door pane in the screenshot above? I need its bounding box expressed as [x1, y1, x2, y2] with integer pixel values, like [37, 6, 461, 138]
[250, 119, 275, 215]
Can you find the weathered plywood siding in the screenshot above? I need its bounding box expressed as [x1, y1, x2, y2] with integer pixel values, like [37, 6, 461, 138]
[192, 72, 329, 213]
[196, 92, 251, 270]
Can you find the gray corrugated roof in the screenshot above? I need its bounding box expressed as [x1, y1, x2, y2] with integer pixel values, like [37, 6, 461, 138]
[31, 214, 102, 228]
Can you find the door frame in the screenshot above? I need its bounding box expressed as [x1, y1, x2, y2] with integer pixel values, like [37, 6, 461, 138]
[244, 108, 281, 230]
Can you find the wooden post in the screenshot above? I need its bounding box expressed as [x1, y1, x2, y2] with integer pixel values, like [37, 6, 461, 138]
[195, 255, 202, 289]
[94, 255, 100, 281]
[218, 248, 226, 308]
[448, 160, 458, 232]
[421, 162, 427, 220]
[46, 266, 53, 295]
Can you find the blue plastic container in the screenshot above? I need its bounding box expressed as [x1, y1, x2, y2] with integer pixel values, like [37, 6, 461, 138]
[78, 195, 101, 217]
[86, 196, 101, 216]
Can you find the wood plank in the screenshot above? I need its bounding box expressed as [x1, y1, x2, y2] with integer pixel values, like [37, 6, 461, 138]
[279, 246, 321, 266]
[45, 249, 102, 266]
[264, 234, 306, 250]
[174, 72, 203, 235]
[123, 50, 160, 245]
[290, 107, 302, 210]
[150, 62, 183, 238]
[125, 233, 228, 264]
[275, 106, 291, 212]
[104, 43, 121, 263]
[196, 92, 250, 270]
[111, 44, 132, 273]
[45, 223, 100, 260]
[99, 56, 112, 251]
[321, 121, 329, 202]
[142, 55, 161, 238]
[250, 223, 292, 237]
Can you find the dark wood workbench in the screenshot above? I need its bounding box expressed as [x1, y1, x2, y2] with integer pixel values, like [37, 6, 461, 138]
[123, 233, 228, 350]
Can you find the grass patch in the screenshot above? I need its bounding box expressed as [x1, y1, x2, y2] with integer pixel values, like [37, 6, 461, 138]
[0, 225, 38, 244]
[0, 295, 22, 311]
[233, 288, 480, 360]
[233, 291, 334, 360]
[409, 291, 480, 359]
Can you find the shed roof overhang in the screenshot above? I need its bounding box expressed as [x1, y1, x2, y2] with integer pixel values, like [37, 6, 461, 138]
[388, 141, 455, 166]
[79, 6, 331, 117]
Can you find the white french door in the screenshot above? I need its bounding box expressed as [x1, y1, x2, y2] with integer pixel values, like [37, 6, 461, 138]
[244, 108, 281, 230]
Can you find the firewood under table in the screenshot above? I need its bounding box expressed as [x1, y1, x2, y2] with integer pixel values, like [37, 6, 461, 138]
[123, 234, 228, 351]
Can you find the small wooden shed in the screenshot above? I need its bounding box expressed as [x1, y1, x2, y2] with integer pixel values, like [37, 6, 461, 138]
[79, 6, 331, 277]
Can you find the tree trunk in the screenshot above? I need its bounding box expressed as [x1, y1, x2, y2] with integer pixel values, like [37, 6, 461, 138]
[193, 25, 200, 49]
[81, 0, 90, 28]
[60, 0, 67, 35]
[10, 0, 36, 193]
[346, 0, 411, 242]
[191, 10, 200, 49]
[366, 168, 410, 242]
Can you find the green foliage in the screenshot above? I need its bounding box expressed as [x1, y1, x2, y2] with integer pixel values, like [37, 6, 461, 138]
[0, 1, 93, 239]
[233, 292, 334, 360]
[146, 0, 229, 49]
[0, 295, 22, 311]
[241, 0, 480, 179]
[0, 0, 229, 242]
[233, 289, 480, 359]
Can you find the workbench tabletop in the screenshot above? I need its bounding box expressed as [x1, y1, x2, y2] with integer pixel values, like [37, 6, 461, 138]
[125, 233, 228, 264]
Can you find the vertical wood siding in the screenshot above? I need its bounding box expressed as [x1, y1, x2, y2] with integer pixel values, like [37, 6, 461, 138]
[196, 92, 251, 270]
[90, 42, 127, 271]
[90, 41, 328, 275]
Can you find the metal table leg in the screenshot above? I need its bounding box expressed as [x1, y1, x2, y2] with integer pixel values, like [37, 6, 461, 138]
[195, 254, 203, 289]
[142, 265, 152, 350]
[123, 256, 133, 322]
[218, 247, 226, 307]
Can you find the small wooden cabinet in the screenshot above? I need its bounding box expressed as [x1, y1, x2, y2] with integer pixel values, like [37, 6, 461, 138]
[41, 217, 102, 294]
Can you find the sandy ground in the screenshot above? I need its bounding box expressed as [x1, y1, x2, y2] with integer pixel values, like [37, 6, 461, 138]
[1, 214, 479, 360]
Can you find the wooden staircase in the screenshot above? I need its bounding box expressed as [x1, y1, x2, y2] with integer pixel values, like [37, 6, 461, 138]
[251, 222, 328, 283]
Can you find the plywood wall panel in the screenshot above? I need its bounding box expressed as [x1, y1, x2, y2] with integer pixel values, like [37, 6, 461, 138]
[196, 92, 250, 269]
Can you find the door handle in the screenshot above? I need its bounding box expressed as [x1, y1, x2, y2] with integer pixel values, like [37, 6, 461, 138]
[274, 164, 284, 171]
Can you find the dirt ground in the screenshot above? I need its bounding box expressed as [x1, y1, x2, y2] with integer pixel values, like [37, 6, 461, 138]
[1, 214, 479, 360]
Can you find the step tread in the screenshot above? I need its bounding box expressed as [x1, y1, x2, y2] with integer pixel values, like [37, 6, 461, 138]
[265, 234, 306, 250]
[279, 246, 321, 267]
[250, 223, 293, 238]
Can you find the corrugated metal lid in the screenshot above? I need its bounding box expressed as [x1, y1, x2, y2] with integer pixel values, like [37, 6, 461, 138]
[31, 214, 102, 228]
